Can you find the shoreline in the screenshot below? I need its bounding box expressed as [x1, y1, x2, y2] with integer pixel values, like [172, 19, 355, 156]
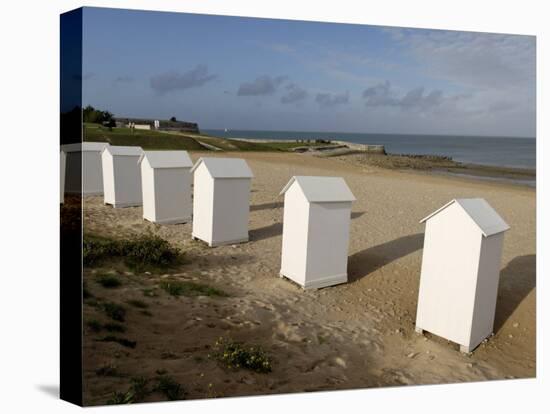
[228, 137, 536, 187]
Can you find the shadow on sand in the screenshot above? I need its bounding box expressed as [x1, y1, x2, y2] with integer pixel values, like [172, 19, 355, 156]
[249, 222, 283, 242]
[347, 233, 424, 282]
[250, 201, 283, 211]
[351, 211, 366, 219]
[493, 254, 536, 333]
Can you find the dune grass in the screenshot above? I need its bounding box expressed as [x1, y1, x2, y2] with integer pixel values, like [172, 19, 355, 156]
[211, 337, 272, 373]
[83, 233, 183, 271]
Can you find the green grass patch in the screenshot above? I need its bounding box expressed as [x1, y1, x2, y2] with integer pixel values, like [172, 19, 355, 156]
[126, 299, 148, 309]
[211, 337, 272, 373]
[159, 280, 227, 297]
[96, 273, 122, 288]
[155, 375, 184, 401]
[106, 376, 149, 405]
[101, 335, 137, 349]
[84, 233, 183, 271]
[106, 375, 184, 405]
[103, 302, 126, 322]
[85, 124, 205, 151]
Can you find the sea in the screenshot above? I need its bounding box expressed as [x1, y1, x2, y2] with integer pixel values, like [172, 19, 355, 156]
[203, 130, 536, 170]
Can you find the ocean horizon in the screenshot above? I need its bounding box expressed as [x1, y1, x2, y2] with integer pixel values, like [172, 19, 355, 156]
[204, 129, 536, 170]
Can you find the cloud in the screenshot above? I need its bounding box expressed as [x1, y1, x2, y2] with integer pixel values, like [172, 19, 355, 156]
[237, 75, 287, 96]
[385, 29, 535, 91]
[315, 91, 349, 108]
[150, 64, 217, 94]
[363, 81, 443, 111]
[114, 75, 134, 83]
[362, 81, 396, 106]
[281, 83, 308, 104]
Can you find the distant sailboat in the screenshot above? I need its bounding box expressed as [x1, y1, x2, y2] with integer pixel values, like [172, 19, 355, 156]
[224, 128, 228, 133]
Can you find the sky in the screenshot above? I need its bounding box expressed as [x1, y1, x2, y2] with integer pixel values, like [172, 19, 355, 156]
[82, 7, 536, 137]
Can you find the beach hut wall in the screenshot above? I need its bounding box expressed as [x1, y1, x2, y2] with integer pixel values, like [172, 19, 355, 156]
[61, 142, 110, 195]
[139, 150, 193, 224]
[101, 145, 143, 208]
[415, 198, 510, 352]
[279, 176, 356, 289]
[191, 157, 253, 246]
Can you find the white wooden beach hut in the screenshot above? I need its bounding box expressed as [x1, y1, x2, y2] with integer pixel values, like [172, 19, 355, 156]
[62, 142, 110, 195]
[279, 176, 356, 289]
[60, 149, 66, 204]
[139, 150, 193, 224]
[101, 146, 143, 208]
[415, 198, 510, 353]
[191, 157, 253, 246]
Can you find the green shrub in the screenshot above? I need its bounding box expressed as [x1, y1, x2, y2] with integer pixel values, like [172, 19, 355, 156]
[211, 337, 272, 373]
[96, 273, 122, 288]
[155, 375, 184, 401]
[121, 235, 181, 270]
[83, 233, 182, 271]
[83, 235, 120, 266]
[106, 377, 149, 405]
[160, 280, 227, 297]
[103, 302, 126, 322]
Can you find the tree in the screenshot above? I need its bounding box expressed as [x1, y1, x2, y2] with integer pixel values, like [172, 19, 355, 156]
[170, 116, 177, 122]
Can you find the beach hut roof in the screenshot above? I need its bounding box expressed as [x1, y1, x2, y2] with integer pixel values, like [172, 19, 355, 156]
[61, 142, 110, 153]
[103, 146, 143, 157]
[280, 176, 356, 203]
[138, 151, 193, 168]
[191, 157, 254, 178]
[420, 198, 510, 237]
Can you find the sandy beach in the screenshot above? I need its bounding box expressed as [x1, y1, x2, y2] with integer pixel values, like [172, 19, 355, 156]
[81, 151, 535, 405]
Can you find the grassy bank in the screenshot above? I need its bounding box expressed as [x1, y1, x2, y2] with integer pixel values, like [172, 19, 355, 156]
[83, 123, 331, 152]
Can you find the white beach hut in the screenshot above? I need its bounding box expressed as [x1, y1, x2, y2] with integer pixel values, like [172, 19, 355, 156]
[415, 198, 510, 353]
[279, 176, 356, 289]
[62, 142, 110, 195]
[191, 157, 253, 246]
[101, 146, 143, 208]
[60, 149, 66, 204]
[139, 150, 193, 224]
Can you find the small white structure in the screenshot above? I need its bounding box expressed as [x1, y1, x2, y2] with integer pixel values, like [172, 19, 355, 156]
[279, 176, 356, 289]
[191, 157, 253, 246]
[60, 149, 66, 204]
[415, 198, 510, 353]
[134, 124, 151, 130]
[101, 146, 143, 208]
[62, 142, 110, 195]
[139, 150, 193, 224]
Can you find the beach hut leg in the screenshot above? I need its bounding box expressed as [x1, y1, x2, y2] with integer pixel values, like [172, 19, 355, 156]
[460, 344, 472, 353]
